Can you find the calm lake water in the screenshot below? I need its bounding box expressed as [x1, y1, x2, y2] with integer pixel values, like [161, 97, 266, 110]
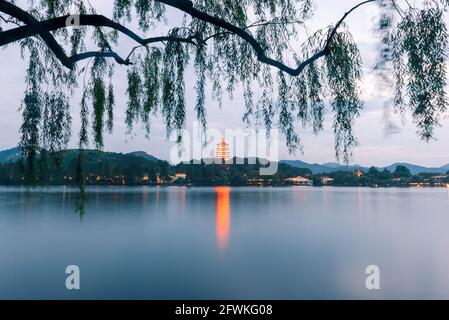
[1, 186, 449, 299]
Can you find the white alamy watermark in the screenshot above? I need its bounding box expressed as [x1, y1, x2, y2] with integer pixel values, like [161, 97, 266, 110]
[169, 122, 279, 175]
[65, 265, 80, 290]
[66, 14, 80, 27]
[65, 2, 84, 27]
[365, 265, 381, 290]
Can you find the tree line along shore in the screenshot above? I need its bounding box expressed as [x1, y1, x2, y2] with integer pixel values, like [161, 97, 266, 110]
[0, 149, 447, 188]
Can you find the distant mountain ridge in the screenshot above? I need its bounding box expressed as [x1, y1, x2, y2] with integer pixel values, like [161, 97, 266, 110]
[280, 160, 367, 174]
[0, 147, 448, 175]
[322, 162, 343, 169]
[281, 160, 449, 175]
[384, 163, 449, 175]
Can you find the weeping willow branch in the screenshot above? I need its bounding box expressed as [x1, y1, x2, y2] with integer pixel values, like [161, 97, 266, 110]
[0, 0, 376, 75]
[155, 0, 376, 76]
[0, 13, 199, 66]
[0, 14, 199, 46]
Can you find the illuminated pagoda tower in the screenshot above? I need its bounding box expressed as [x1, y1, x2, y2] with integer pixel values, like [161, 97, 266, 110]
[215, 137, 230, 162]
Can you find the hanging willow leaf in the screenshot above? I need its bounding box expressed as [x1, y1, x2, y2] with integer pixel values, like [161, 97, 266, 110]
[306, 62, 325, 134]
[278, 71, 301, 153]
[79, 89, 89, 148]
[20, 92, 41, 160]
[19, 45, 45, 178]
[325, 31, 363, 163]
[107, 83, 115, 134]
[126, 67, 142, 132]
[141, 48, 162, 135]
[395, 7, 448, 140]
[161, 31, 189, 137]
[41, 92, 72, 153]
[194, 44, 207, 131]
[92, 78, 106, 149]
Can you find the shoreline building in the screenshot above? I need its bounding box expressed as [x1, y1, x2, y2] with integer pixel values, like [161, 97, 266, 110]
[215, 137, 230, 162]
[320, 177, 335, 185]
[285, 176, 313, 186]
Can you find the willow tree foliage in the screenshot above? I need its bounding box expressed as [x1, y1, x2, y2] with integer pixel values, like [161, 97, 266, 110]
[1, 0, 449, 166]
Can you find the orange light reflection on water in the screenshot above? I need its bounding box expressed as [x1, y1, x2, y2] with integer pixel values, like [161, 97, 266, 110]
[215, 187, 231, 252]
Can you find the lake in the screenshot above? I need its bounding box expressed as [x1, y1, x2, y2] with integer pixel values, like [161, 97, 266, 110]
[0, 186, 449, 299]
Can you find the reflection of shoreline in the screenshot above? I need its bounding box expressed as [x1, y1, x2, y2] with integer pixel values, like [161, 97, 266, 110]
[215, 187, 231, 252]
[5, 183, 449, 189]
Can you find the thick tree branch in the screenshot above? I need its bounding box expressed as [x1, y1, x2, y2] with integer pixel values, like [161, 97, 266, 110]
[0, 13, 199, 47]
[156, 0, 376, 76]
[70, 51, 133, 65]
[0, 12, 199, 71]
[0, 0, 73, 69]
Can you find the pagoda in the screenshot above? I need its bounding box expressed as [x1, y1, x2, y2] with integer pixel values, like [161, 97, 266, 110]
[215, 137, 230, 162]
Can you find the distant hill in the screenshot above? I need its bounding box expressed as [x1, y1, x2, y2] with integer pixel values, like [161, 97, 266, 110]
[280, 160, 366, 174]
[0, 147, 22, 164]
[126, 151, 159, 162]
[280, 160, 334, 174]
[384, 163, 449, 175]
[0, 147, 162, 164]
[281, 159, 449, 175]
[322, 162, 343, 169]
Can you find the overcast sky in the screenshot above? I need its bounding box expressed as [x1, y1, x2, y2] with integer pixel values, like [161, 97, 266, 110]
[1, 0, 449, 167]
